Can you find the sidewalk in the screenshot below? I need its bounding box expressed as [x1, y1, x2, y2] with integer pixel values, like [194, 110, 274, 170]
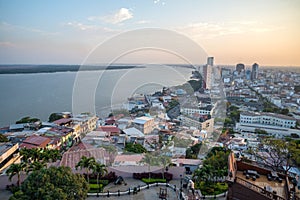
[87, 178, 183, 200]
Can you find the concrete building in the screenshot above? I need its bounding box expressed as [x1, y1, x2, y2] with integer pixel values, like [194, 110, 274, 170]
[203, 64, 212, 89]
[221, 68, 231, 78]
[251, 63, 259, 80]
[245, 69, 252, 80]
[20, 135, 51, 149]
[236, 63, 245, 73]
[179, 115, 214, 132]
[207, 57, 214, 66]
[239, 111, 296, 128]
[236, 111, 299, 137]
[0, 142, 20, 172]
[180, 105, 212, 116]
[133, 116, 155, 134]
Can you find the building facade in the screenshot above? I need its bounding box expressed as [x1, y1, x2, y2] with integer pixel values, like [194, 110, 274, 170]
[240, 111, 296, 128]
[133, 116, 155, 134]
[251, 63, 259, 80]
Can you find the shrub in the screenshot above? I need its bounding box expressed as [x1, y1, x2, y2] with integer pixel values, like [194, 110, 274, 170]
[196, 181, 228, 195]
[141, 178, 166, 184]
[89, 184, 103, 193]
[89, 179, 109, 186]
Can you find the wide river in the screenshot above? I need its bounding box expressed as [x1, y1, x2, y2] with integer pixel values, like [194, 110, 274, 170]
[0, 66, 193, 127]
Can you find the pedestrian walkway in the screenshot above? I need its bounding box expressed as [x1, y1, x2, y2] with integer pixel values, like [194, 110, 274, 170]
[87, 178, 183, 200]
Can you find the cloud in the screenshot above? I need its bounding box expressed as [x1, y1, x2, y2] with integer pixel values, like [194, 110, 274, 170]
[66, 22, 97, 31]
[176, 21, 281, 39]
[136, 20, 151, 24]
[153, 0, 166, 5]
[90, 8, 133, 24]
[65, 21, 116, 33]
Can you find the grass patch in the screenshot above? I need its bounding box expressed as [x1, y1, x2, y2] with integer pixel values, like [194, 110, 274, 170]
[141, 178, 166, 184]
[89, 184, 103, 193]
[196, 182, 228, 195]
[89, 179, 109, 185]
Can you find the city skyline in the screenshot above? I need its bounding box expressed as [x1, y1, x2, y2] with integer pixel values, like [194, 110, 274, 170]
[0, 0, 300, 66]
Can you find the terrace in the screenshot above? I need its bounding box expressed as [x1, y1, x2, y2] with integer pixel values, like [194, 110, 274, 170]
[236, 170, 286, 199]
[227, 153, 300, 200]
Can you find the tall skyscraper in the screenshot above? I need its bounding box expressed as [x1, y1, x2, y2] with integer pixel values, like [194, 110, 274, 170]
[202, 64, 212, 89]
[245, 69, 252, 80]
[236, 63, 245, 73]
[251, 63, 259, 80]
[202, 57, 214, 89]
[207, 57, 214, 66]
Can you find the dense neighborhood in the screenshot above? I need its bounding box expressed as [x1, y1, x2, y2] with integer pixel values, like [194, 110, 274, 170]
[1, 59, 300, 200]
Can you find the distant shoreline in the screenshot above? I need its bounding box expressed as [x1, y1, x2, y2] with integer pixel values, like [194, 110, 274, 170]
[1, 64, 298, 74]
[0, 65, 146, 74]
[0, 64, 196, 74]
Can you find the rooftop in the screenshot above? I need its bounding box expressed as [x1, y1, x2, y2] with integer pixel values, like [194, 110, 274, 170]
[114, 154, 144, 163]
[241, 111, 295, 121]
[123, 127, 144, 138]
[97, 126, 120, 133]
[21, 135, 51, 147]
[52, 118, 72, 125]
[133, 116, 153, 125]
[0, 142, 17, 156]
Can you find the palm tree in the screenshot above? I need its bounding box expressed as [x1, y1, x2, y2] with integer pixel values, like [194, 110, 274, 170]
[76, 156, 96, 184]
[92, 163, 107, 195]
[6, 163, 27, 187]
[27, 161, 47, 173]
[19, 148, 31, 163]
[42, 149, 61, 163]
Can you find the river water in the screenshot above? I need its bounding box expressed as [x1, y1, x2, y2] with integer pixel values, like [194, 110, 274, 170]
[0, 65, 193, 126]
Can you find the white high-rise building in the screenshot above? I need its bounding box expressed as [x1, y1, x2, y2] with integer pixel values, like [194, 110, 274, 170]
[207, 57, 214, 66]
[202, 57, 214, 89]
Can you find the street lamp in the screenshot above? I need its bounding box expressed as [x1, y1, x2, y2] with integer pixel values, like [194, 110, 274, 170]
[180, 174, 183, 199]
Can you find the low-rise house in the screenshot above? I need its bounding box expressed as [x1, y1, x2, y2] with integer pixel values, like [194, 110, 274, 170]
[19, 135, 51, 149]
[97, 126, 120, 136]
[60, 142, 115, 169]
[82, 131, 111, 146]
[133, 116, 155, 134]
[123, 127, 145, 144]
[179, 115, 214, 133]
[52, 118, 72, 126]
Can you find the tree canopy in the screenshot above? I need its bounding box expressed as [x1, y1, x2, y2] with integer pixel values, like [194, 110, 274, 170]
[124, 143, 147, 153]
[16, 116, 40, 124]
[254, 138, 300, 174]
[10, 166, 89, 200]
[0, 134, 8, 142]
[48, 113, 63, 122]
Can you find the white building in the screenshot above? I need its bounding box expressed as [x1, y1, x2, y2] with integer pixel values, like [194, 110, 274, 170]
[180, 106, 212, 116]
[179, 115, 214, 133]
[239, 111, 296, 128]
[236, 111, 300, 137]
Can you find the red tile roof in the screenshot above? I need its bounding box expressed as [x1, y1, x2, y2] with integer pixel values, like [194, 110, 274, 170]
[60, 142, 116, 169]
[97, 126, 120, 133]
[22, 135, 51, 148]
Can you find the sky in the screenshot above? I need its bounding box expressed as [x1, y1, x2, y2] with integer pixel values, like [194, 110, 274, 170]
[0, 0, 299, 66]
